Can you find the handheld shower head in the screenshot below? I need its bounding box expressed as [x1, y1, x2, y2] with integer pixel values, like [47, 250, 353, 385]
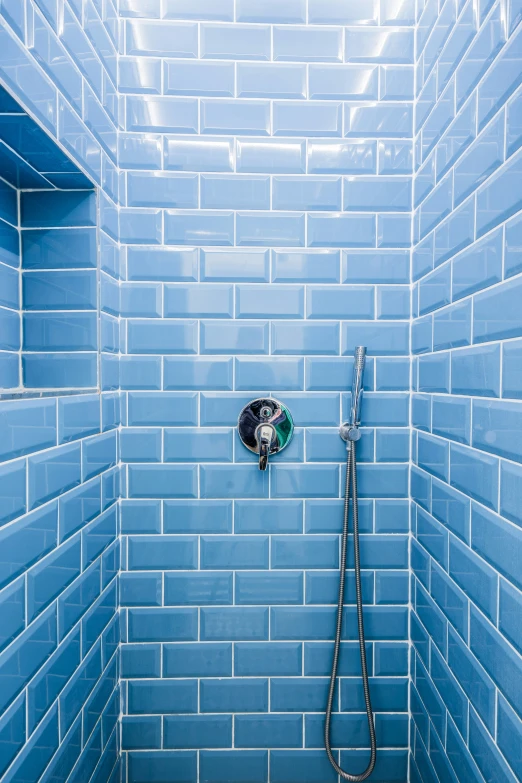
[350, 346, 366, 428]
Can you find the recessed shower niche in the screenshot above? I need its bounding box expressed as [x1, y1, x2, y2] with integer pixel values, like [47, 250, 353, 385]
[0, 85, 99, 393]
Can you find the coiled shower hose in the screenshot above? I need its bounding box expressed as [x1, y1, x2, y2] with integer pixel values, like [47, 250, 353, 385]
[324, 440, 377, 781]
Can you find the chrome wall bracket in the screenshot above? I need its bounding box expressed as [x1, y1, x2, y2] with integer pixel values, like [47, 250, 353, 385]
[238, 398, 294, 471]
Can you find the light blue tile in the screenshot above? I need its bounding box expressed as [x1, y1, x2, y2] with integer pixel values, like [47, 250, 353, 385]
[308, 214, 376, 248]
[472, 400, 522, 463]
[236, 0, 305, 22]
[377, 213, 411, 248]
[433, 300, 471, 351]
[308, 140, 376, 174]
[473, 276, 522, 343]
[454, 111, 504, 206]
[165, 136, 234, 173]
[165, 211, 234, 246]
[127, 319, 197, 354]
[128, 465, 198, 498]
[165, 60, 234, 97]
[344, 176, 411, 212]
[380, 66, 414, 100]
[165, 284, 233, 318]
[451, 444, 499, 511]
[237, 64, 306, 99]
[163, 357, 232, 391]
[271, 465, 339, 498]
[306, 286, 374, 319]
[119, 56, 161, 94]
[127, 172, 198, 208]
[28, 443, 81, 511]
[455, 4, 505, 108]
[273, 26, 342, 62]
[477, 24, 522, 130]
[273, 177, 341, 211]
[376, 287, 410, 319]
[309, 65, 378, 100]
[58, 395, 99, 443]
[272, 322, 339, 355]
[119, 209, 162, 245]
[164, 428, 233, 463]
[342, 250, 410, 283]
[0, 399, 56, 462]
[378, 141, 413, 174]
[163, 500, 232, 534]
[272, 250, 340, 283]
[345, 28, 414, 64]
[505, 213, 522, 279]
[126, 19, 198, 56]
[476, 149, 522, 237]
[201, 23, 270, 60]
[162, 0, 234, 20]
[452, 229, 502, 300]
[200, 175, 270, 210]
[451, 344, 500, 397]
[237, 140, 305, 174]
[126, 96, 198, 133]
[127, 247, 198, 282]
[200, 465, 268, 499]
[202, 99, 270, 136]
[342, 322, 409, 356]
[273, 102, 342, 137]
[235, 358, 303, 391]
[344, 103, 412, 138]
[200, 320, 268, 354]
[200, 249, 267, 282]
[236, 212, 305, 247]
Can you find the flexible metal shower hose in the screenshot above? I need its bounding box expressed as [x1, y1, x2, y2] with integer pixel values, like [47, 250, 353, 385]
[324, 440, 377, 781]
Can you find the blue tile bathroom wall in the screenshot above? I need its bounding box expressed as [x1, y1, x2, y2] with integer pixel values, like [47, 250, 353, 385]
[0, 2, 121, 783]
[117, 2, 413, 781]
[411, 1, 522, 782]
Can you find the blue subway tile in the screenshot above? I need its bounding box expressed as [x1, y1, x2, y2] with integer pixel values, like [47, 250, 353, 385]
[470, 605, 522, 718]
[308, 213, 376, 248]
[165, 136, 234, 173]
[200, 679, 268, 712]
[201, 175, 269, 211]
[472, 504, 522, 591]
[163, 642, 231, 677]
[128, 535, 197, 570]
[128, 465, 198, 498]
[165, 210, 234, 246]
[238, 64, 306, 99]
[128, 609, 198, 644]
[237, 0, 305, 22]
[201, 99, 270, 136]
[165, 60, 234, 98]
[127, 750, 196, 783]
[165, 715, 232, 749]
[498, 696, 522, 778]
[236, 212, 305, 247]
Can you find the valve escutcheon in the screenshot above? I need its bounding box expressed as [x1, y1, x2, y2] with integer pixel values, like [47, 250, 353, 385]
[238, 398, 294, 461]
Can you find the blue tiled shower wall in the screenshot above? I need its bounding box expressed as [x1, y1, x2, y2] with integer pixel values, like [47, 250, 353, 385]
[117, 2, 413, 781]
[0, 1, 521, 782]
[410, 0, 522, 782]
[0, 1, 122, 782]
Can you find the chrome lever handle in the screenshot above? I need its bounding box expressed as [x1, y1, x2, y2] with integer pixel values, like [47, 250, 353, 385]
[256, 424, 274, 471]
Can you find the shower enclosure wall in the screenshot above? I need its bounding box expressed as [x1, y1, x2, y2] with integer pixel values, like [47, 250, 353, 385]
[0, 1, 520, 782]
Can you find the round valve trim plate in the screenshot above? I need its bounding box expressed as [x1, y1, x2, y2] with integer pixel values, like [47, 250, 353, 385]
[238, 398, 294, 456]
